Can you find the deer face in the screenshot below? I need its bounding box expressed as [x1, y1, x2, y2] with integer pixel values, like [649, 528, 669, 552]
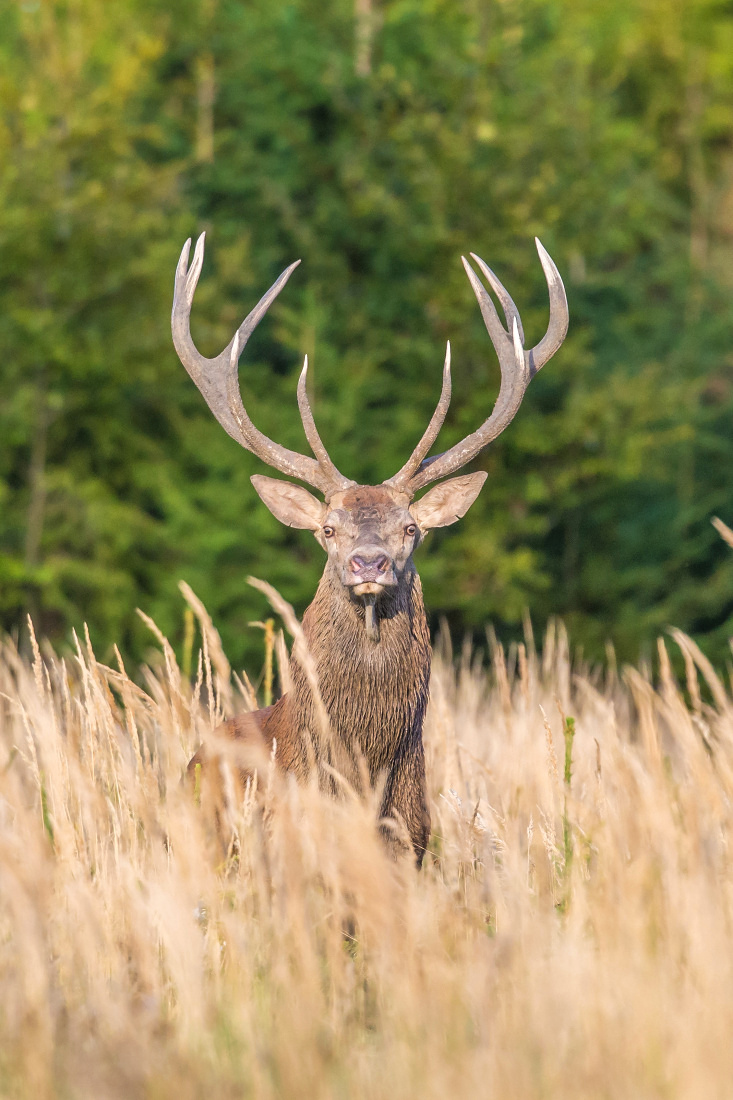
[251, 474, 488, 602]
[319, 486, 415, 596]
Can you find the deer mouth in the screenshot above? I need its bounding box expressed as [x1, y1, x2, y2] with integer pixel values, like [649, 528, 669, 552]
[349, 579, 396, 597]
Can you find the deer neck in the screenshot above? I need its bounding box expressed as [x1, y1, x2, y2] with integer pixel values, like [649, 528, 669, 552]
[290, 560, 432, 772]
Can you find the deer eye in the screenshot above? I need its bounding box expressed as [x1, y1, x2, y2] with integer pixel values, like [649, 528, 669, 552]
[323, 526, 335, 538]
[405, 524, 417, 537]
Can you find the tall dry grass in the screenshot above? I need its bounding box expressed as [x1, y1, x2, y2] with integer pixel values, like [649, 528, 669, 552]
[0, 594, 732, 1099]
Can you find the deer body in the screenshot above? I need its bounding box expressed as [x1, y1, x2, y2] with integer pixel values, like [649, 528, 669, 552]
[174, 234, 568, 865]
[191, 487, 434, 859]
[220, 553, 432, 856]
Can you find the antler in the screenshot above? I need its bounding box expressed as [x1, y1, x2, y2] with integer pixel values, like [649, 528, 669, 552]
[172, 233, 353, 497]
[390, 238, 568, 495]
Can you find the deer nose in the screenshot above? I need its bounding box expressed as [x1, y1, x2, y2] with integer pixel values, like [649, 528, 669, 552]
[348, 551, 390, 575]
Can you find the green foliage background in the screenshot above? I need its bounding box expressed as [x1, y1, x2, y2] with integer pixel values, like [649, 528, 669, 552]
[2, 0, 733, 670]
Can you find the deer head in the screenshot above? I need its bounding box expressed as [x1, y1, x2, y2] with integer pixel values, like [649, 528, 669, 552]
[172, 235, 568, 640]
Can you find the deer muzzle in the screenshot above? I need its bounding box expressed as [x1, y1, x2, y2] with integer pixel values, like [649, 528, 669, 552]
[345, 548, 397, 594]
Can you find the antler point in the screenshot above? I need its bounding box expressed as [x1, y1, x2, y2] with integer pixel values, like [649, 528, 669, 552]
[176, 237, 192, 277]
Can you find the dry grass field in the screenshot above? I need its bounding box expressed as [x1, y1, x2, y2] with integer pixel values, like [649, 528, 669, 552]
[1, 584, 732, 1099]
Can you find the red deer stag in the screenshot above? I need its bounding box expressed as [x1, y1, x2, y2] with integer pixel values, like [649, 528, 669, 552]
[173, 235, 568, 865]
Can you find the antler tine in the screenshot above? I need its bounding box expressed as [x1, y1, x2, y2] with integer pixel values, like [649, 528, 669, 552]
[405, 240, 568, 494]
[172, 233, 352, 496]
[385, 342, 452, 490]
[297, 356, 352, 488]
[468, 253, 525, 345]
[531, 238, 569, 374]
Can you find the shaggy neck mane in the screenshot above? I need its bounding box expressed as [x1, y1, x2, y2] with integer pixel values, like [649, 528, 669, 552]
[287, 560, 431, 780]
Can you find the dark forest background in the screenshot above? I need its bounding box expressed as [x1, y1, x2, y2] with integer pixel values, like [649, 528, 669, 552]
[2, 0, 733, 672]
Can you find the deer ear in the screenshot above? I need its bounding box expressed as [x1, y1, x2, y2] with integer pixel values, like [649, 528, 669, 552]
[411, 471, 488, 531]
[251, 475, 326, 530]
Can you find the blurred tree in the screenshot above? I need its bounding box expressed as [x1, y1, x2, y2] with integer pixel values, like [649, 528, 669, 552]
[2, 0, 733, 672]
[0, 0, 187, 655]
